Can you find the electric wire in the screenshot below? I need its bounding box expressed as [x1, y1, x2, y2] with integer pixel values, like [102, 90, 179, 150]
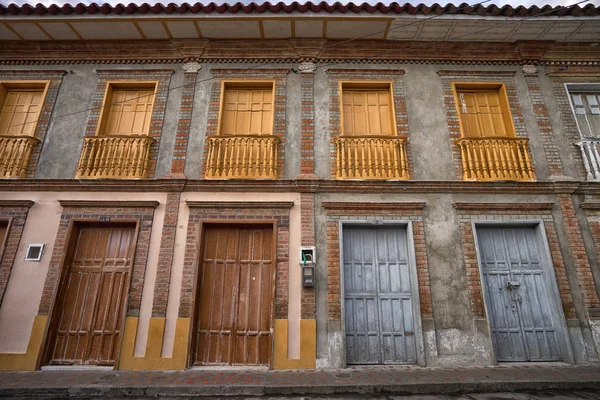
[0, 0, 590, 132]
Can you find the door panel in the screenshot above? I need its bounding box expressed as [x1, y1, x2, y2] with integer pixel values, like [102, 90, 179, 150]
[477, 227, 561, 362]
[194, 226, 273, 366]
[343, 227, 416, 365]
[46, 225, 134, 366]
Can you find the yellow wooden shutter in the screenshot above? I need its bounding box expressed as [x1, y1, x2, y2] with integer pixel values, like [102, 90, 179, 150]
[104, 89, 154, 135]
[0, 91, 44, 136]
[342, 89, 392, 136]
[222, 88, 273, 135]
[458, 91, 509, 137]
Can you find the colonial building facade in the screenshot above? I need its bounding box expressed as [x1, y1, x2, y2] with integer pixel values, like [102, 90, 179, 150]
[0, 1, 599, 371]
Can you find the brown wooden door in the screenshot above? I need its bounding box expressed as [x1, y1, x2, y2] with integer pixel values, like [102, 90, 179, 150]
[45, 224, 135, 366]
[194, 226, 274, 366]
[0, 221, 7, 249]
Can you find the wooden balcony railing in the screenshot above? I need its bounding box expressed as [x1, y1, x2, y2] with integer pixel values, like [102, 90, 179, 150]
[0, 135, 40, 178]
[578, 138, 600, 181]
[456, 137, 535, 181]
[334, 135, 409, 180]
[76, 135, 154, 179]
[205, 135, 280, 179]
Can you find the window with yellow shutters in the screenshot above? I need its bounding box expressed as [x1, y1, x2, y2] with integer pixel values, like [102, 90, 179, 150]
[76, 82, 157, 179]
[221, 88, 273, 135]
[334, 82, 408, 180]
[453, 83, 535, 181]
[0, 82, 49, 178]
[456, 90, 511, 138]
[205, 82, 279, 179]
[0, 90, 44, 137]
[342, 89, 393, 136]
[103, 89, 154, 136]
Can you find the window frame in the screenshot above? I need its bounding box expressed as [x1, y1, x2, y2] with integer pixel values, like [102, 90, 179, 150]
[564, 82, 600, 140]
[451, 82, 517, 139]
[0, 80, 50, 137]
[216, 80, 276, 137]
[95, 80, 159, 137]
[338, 80, 398, 137]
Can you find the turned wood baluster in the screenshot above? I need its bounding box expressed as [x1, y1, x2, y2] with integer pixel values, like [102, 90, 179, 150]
[521, 141, 535, 179]
[483, 140, 496, 179]
[337, 139, 344, 178]
[590, 141, 600, 179]
[129, 139, 139, 177]
[76, 139, 90, 177]
[240, 137, 248, 177]
[3, 139, 15, 177]
[392, 140, 400, 178]
[469, 141, 480, 179]
[512, 140, 526, 180]
[9, 139, 20, 177]
[386, 139, 393, 178]
[351, 139, 358, 178]
[92, 139, 105, 178]
[215, 138, 223, 177]
[366, 139, 374, 178]
[227, 138, 236, 178]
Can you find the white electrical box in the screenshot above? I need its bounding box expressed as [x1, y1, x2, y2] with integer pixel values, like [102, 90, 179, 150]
[299, 246, 316, 265]
[25, 244, 45, 262]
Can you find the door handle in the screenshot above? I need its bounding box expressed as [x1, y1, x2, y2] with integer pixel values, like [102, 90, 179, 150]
[506, 281, 520, 290]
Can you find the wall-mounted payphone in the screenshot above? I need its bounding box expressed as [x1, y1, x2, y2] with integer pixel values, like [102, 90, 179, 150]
[300, 246, 316, 287]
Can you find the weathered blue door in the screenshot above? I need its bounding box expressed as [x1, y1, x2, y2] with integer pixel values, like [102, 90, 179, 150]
[343, 227, 416, 364]
[477, 227, 561, 362]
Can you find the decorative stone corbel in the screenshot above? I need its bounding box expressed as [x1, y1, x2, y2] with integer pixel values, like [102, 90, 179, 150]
[522, 64, 539, 76]
[182, 62, 202, 73]
[298, 61, 316, 74]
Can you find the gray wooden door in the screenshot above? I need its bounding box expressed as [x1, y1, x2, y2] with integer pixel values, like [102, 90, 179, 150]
[343, 227, 416, 364]
[477, 227, 561, 362]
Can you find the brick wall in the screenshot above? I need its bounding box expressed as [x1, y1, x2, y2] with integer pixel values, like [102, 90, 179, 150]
[84, 69, 174, 178]
[170, 70, 198, 176]
[201, 69, 289, 178]
[300, 193, 316, 319]
[322, 203, 433, 321]
[0, 201, 33, 307]
[454, 203, 576, 320]
[151, 192, 181, 318]
[558, 195, 600, 319]
[523, 69, 564, 176]
[325, 69, 411, 179]
[438, 71, 529, 180]
[38, 202, 157, 317]
[178, 202, 292, 320]
[0, 70, 66, 178]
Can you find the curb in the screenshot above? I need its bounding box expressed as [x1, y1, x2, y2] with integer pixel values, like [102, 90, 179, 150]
[2, 380, 600, 397]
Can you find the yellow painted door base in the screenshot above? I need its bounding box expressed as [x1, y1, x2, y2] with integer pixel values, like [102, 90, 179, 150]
[0, 315, 46, 370]
[118, 317, 189, 370]
[272, 319, 316, 369]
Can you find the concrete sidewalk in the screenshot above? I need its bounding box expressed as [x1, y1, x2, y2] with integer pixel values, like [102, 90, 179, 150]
[0, 363, 598, 397]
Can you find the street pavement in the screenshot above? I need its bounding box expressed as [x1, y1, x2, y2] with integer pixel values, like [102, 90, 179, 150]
[0, 363, 598, 398]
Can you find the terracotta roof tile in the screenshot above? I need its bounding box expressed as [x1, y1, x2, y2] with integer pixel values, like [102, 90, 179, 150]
[0, 1, 598, 16]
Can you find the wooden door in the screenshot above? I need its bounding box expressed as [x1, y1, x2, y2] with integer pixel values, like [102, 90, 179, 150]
[343, 227, 417, 364]
[477, 227, 561, 362]
[45, 224, 135, 366]
[193, 226, 273, 366]
[0, 221, 7, 248]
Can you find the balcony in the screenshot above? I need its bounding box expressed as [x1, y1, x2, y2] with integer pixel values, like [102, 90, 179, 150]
[76, 135, 154, 179]
[456, 137, 535, 181]
[578, 138, 600, 181]
[334, 135, 409, 180]
[0, 135, 40, 178]
[205, 135, 280, 179]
